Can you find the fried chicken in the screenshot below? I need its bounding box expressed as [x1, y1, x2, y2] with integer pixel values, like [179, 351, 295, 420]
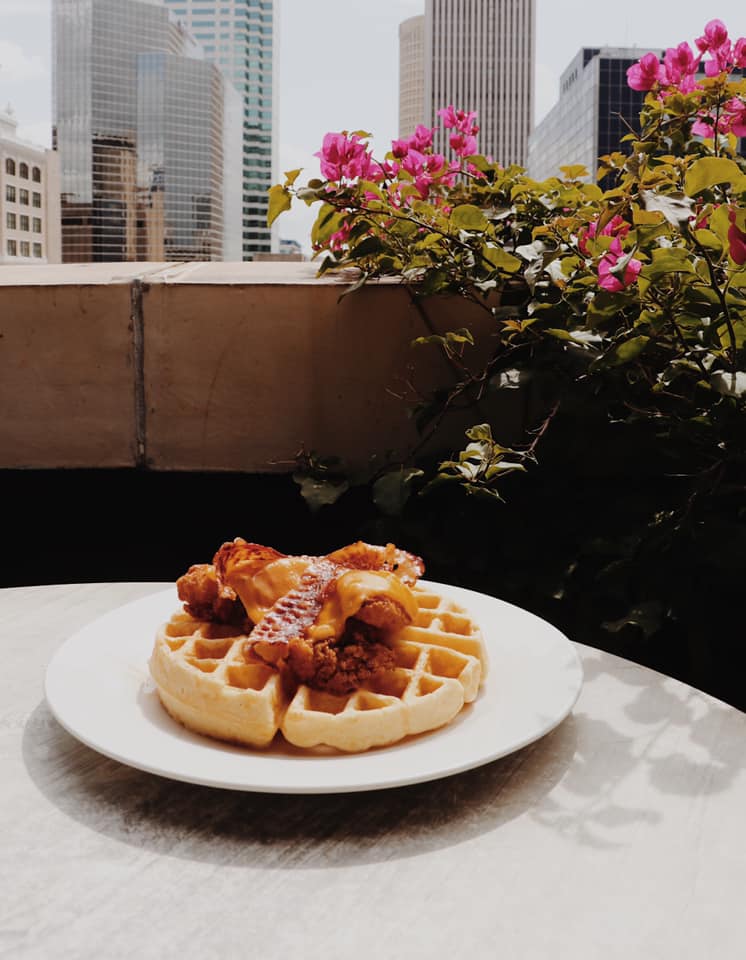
[176, 563, 249, 628]
[286, 619, 396, 695]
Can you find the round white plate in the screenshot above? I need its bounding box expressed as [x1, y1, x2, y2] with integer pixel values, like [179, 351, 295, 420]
[44, 582, 583, 794]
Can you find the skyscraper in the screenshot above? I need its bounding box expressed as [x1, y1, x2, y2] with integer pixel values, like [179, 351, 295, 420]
[399, 15, 425, 137]
[527, 48, 656, 183]
[163, 0, 277, 259]
[53, 0, 241, 262]
[422, 0, 535, 166]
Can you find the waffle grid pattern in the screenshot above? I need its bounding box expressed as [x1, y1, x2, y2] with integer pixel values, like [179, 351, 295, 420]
[150, 589, 487, 753]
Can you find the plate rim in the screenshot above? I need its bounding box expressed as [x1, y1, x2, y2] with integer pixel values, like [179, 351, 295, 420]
[44, 581, 584, 794]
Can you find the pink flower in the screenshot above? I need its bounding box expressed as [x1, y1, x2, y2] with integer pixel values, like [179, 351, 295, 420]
[329, 221, 351, 252]
[696, 19, 729, 52]
[578, 215, 630, 256]
[627, 52, 666, 91]
[662, 42, 700, 87]
[437, 105, 478, 134]
[728, 209, 746, 265]
[733, 37, 746, 68]
[696, 20, 733, 76]
[408, 124, 435, 151]
[725, 98, 746, 137]
[449, 132, 478, 157]
[597, 237, 642, 292]
[391, 139, 410, 159]
[314, 132, 372, 182]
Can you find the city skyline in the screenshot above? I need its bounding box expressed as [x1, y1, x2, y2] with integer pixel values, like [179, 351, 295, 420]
[2, 0, 746, 254]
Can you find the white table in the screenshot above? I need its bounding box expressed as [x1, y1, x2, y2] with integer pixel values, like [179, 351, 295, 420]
[2, 583, 744, 959]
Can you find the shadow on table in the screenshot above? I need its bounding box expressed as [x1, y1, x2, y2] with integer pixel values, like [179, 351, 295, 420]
[23, 699, 577, 867]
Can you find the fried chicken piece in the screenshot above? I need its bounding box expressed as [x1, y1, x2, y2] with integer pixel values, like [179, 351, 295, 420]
[326, 541, 425, 586]
[287, 620, 396, 695]
[176, 563, 249, 627]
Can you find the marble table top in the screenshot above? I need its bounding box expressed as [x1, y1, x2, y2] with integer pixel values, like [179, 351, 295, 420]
[2, 582, 744, 960]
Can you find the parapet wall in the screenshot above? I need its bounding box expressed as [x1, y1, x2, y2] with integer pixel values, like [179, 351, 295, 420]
[0, 261, 525, 472]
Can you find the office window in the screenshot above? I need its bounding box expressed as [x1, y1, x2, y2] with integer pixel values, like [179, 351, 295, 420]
[33, 217, 42, 233]
[33, 243, 42, 258]
[32, 192, 41, 208]
[19, 240, 30, 257]
[7, 239, 17, 256]
[6, 185, 15, 202]
[5, 158, 15, 175]
[19, 189, 29, 205]
[19, 162, 29, 179]
[32, 166, 41, 183]
[19, 215, 29, 232]
[6, 212, 16, 229]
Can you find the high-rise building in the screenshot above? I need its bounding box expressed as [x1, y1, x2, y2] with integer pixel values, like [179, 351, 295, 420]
[421, 0, 535, 166]
[399, 15, 425, 137]
[527, 48, 657, 183]
[53, 0, 241, 263]
[163, 0, 277, 259]
[0, 105, 62, 265]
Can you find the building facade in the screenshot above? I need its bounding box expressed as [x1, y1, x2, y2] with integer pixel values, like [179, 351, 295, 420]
[53, 0, 241, 263]
[423, 0, 535, 166]
[399, 15, 425, 138]
[527, 48, 657, 183]
[0, 107, 61, 265]
[163, 0, 278, 259]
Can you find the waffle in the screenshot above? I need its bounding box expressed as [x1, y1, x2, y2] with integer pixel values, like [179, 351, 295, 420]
[149, 612, 288, 748]
[150, 586, 487, 753]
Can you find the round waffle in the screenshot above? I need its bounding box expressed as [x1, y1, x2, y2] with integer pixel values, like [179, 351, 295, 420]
[150, 586, 487, 753]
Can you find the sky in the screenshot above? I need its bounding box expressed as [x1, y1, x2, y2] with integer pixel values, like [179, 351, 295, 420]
[1, 0, 745, 251]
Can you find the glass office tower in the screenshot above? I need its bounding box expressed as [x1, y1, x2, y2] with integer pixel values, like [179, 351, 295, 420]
[527, 48, 655, 184]
[163, 0, 277, 259]
[53, 0, 241, 262]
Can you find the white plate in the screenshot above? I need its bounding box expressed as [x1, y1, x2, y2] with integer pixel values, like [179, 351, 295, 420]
[44, 582, 583, 794]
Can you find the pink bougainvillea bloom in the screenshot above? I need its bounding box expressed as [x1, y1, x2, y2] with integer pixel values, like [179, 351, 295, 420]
[733, 37, 746, 68]
[329, 221, 351, 252]
[408, 124, 435, 151]
[314, 132, 372, 182]
[627, 52, 665, 91]
[437, 105, 478, 134]
[725, 98, 746, 137]
[578, 215, 630, 256]
[728, 209, 746, 265]
[391, 138, 410, 159]
[662, 42, 700, 88]
[697, 19, 730, 52]
[449, 132, 478, 156]
[597, 237, 642, 292]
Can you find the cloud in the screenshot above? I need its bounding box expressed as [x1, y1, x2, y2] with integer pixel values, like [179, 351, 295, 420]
[0, 40, 48, 84]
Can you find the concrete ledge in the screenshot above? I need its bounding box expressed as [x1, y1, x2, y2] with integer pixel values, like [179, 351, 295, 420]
[0, 262, 524, 472]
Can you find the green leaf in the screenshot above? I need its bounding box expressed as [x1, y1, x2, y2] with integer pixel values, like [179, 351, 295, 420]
[642, 247, 696, 282]
[482, 244, 522, 273]
[684, 157, 743, 197]
[450, 204, 489, 231]
[267, 184, 292, 226]
[372, 468, 424, 516]
[293, 475, 350, 513]
[465, 423, 494, 442]
[283, 168, 302, 187]
[412, 328, 475, 348]
[559, 164, 589, 181]
[596, 335, 651, 367]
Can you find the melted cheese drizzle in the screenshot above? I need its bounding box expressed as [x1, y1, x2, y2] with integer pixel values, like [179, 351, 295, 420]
[308, 570, 418, 642]
[238, 556, 311, 623]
